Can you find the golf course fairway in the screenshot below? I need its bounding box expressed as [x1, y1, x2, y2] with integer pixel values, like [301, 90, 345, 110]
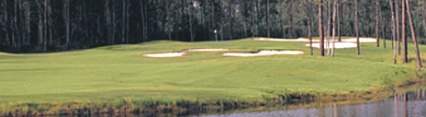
[0, 38, 425, 116]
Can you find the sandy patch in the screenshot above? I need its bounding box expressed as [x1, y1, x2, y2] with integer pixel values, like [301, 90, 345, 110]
[255, 38, 319, 42]
[188, 48, 229, 52]
[223, 50, 304, 57]
[144, 48, 229, 58]
[255, 37, 376, 43]
[307, 37, 375, 49]
[144, 52, 185, 58]
[306, 42, 357, 49]
[341, 38, 377, 43]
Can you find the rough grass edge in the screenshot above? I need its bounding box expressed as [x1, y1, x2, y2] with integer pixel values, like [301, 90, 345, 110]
[1, 72, 426, 117]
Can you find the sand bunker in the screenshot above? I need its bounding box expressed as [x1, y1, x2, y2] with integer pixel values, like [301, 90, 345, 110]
[223, 50, 304, 57]
[145, 48, 306, 58]
[145, 48, 229, 58]
[255, 37, 376, 43]
[255, 38, 319, 42]
[306, 37, 376, 49]
[144, 52, 185, 58]
[188, 48, 229, 52]
[342, 38, 376, 43]
[306, 42, 357, 49]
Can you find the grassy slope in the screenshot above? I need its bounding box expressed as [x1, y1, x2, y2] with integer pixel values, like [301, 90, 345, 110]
[0, 38, 424, 107]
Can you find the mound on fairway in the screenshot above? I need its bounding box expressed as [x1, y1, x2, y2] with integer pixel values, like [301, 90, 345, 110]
[0, 38, 424, 115]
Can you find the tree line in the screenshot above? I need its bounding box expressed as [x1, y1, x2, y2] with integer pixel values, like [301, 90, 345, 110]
[0, 0, 425, 53]
[316, 0, 423, 68]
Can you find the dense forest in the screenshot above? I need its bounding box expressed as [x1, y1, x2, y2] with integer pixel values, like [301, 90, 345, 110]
[0, 0, 425, 52]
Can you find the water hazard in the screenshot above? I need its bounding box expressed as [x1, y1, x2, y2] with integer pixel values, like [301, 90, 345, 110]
[198, 89, 426, 117]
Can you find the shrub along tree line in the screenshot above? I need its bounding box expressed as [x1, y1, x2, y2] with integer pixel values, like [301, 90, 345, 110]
[0, 0, 425, 55]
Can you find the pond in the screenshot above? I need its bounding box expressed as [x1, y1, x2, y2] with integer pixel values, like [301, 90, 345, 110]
[197, 89, 426, 117]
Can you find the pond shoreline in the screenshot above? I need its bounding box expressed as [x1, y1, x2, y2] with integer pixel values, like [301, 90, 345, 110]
[2, 77, 426, 117]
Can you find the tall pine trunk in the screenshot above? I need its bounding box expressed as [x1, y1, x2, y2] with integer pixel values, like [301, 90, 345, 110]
[337, 1, 341, 42]
[380, 9, 386, 48]
[355, 0, 360, 55]
[319, 0, 325, 56]
[3, 0, 10, 46]
[267, 0, 270, 38]
[405, 0, 423, 68]
[305, 2, 313, 56]
[105, 0, 112, 44]
[326, 0, 332, 56]
[396, 0, 401, 55]
[308, 20, 313, 56]
[390, 0, 397, 64]
[63, 0, 70, 48]
[331, 0, 338, 57]
[375, 0, 380, 47]
[122, 0, 126, 43]
[189, 0, 194, 42]
[126, 0, 130, 43]
[43, 0, 48, 51]
[402, 0, 408, 63]
[424, 0, 426, 43]
[36, 1, 44, 51]
[139, 0, 147, 42]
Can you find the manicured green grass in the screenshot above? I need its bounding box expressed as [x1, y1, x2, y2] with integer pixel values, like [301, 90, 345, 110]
[0, 38, 424, 108]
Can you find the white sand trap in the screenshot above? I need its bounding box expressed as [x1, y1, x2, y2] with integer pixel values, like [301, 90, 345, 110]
[255, 38, 319, 42]
[188, 48, 229, 52]
[144, 52, 185, 58]
[306, 42, 357, 49]
[341, 38, 376, 43]
[255, 37, 376, 43]
[224, 50, 304, 57]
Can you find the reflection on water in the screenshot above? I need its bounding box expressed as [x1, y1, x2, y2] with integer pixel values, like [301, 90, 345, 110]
[199, 90, 426, 117]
